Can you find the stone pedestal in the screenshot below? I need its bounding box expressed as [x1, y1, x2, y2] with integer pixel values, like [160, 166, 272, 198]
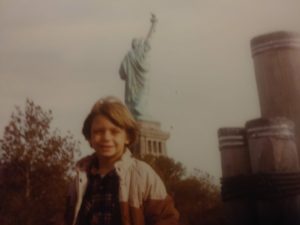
[131, 120, 169, 157]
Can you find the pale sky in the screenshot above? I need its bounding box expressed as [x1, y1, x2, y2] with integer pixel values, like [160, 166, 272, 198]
[1, 0, 300, 182]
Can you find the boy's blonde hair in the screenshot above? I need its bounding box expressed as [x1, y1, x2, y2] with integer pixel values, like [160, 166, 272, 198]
[82, 96, 139, 147]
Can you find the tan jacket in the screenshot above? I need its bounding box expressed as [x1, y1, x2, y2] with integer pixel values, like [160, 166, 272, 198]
[64, 150, 179, 225]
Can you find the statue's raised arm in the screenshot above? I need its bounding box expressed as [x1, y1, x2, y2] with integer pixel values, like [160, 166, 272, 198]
[145, 13, 158, 42]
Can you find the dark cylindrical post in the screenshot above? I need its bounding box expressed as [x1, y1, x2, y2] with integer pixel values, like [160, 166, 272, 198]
[219, 128, 251, 177]
[218, 128, 255, 225]
[251, 31, 300, 162]
[246, 117, 300, 225]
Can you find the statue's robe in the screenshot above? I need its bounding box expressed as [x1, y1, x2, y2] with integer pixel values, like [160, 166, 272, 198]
[119, 39, 151, 119]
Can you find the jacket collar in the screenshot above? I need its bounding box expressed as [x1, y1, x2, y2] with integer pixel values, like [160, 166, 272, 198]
[114, 148, 134, 174]
[75, 148, 134, 174]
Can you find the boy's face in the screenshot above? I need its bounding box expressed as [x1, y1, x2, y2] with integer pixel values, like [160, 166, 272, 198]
[89, 115, 129, 161]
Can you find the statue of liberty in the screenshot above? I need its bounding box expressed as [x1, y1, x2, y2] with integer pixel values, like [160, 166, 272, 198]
[119, 14, 158, 120]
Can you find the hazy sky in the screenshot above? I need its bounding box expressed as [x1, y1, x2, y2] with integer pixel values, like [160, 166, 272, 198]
[1, 0, 300, 182]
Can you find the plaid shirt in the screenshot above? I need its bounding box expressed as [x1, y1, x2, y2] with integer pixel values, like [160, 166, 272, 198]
[76, 160, 122, 225]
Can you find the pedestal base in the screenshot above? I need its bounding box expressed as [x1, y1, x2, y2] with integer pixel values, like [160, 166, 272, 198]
[131, 119, 170, 157]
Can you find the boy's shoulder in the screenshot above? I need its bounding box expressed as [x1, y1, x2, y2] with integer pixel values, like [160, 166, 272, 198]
[132, 157, 152, 170]
[116, 150, 156, 176]
[130, 156, 159, 178]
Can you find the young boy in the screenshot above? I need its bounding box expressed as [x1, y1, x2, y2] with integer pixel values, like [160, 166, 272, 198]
[64, 96, 179, 225]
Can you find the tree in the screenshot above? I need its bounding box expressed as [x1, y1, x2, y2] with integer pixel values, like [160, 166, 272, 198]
[142, 155, 224, 225]
[141, 154, 186, 193]
[173, 170, 223, 225]
[0, 99, 80, 225]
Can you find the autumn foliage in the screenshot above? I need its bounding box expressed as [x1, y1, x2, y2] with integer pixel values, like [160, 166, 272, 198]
[141, 155, 224, 225]
[0, 99, 79, 225]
